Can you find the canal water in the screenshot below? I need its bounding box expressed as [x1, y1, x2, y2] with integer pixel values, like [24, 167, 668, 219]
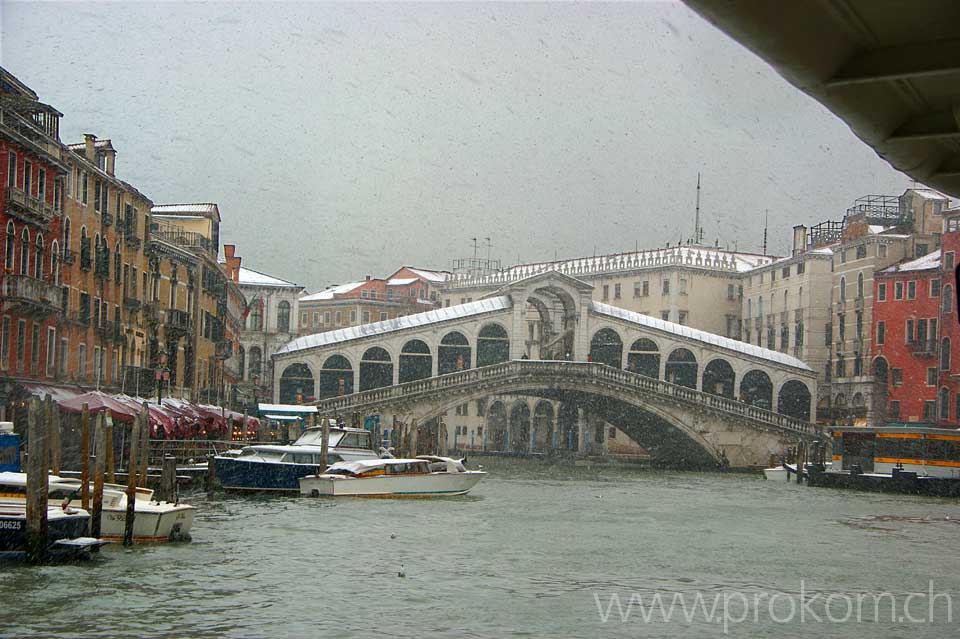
[3, 459, 960, 637]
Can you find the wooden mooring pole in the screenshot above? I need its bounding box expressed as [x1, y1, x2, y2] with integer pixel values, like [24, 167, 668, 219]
[105, 416, 115, 484]
[123, 412, 141, 547]
[80, 404, 91, 510]
[159, 456, 177, 503]
[91, 412, 106, 541]
[137, 404, 150, 488]
[46, 395, 60, 476]
[320, 416, 330, 471]
[25, 397, 49, 563]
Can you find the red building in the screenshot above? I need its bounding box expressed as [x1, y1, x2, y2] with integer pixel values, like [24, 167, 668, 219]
[1, 68, 68, 415]
[872, 249, 945, 424]
[937, 207, 960, 426]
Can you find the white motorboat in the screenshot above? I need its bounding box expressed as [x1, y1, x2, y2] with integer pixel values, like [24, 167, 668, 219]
[763, 465, 789, 481]
[0, 472, 195, 543]
[299, 456, 486, 498]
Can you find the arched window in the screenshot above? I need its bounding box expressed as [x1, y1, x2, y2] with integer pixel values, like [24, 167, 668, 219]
[665, 348, 698, 389]
[477, 323, 509, 366]
[238, 345, 246, 381]
[589, 328, 623, 368]
[250, 303, 263, 331]
[19, 228, 29, 275]
[627, 338, 660, 378]
[277, 301, 291, 332]
[857, 272, 864, 299]
[248, 346, 262, 380]
[34, 233, 43, 278]
[319, 354, 353, 398]
[839, 277, 846, 302]
[942, 338, 951, 372]
[114, 242, 121, 283]
[943, 285, 954, 315]
[50, 240, 59, 286]
[63, 217, 71, 251]
[4, 221, 14, 270]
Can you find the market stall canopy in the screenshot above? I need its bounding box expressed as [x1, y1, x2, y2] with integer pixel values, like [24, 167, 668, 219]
[258, 403, 318, 414]
[58, 391, 138, 422]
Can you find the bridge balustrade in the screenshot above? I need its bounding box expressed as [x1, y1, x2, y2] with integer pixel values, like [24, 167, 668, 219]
[312, 360, 815, 437]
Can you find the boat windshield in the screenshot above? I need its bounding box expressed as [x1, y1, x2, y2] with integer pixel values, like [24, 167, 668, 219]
[294, 429, 345, 447]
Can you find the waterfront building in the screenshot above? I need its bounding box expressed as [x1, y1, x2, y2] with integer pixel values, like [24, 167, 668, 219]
[221, 245, 304, 408]
[0, 68, 68, 412]
[149, 203, 242, 404]
[871, 249, 943, 424]
[740, 225, 834, 411]
[298, 266, 448, 336]
[828, 189, 949, 424]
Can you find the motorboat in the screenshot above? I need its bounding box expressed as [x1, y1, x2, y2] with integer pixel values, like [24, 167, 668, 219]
[299, 456, 486, 498]
[0, 501, 105, 560]
[0, 472, 195, 543]
[763, 465, 789, 481]
[214, 425, 381, 492]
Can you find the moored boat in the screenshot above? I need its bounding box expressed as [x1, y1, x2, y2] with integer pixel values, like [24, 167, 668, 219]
[214, 425, 380, 492]
[0, 502, 104, 561]
[299, 456, 486, 498]
[0, 472, 195, 543]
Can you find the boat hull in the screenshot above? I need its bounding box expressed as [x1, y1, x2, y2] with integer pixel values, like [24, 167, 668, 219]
[762, 466, 789, 481]
[299, 472, 486, 497]
[215, 457, 324, 492]
[98, 505, 195, 542]
[0, 507, 92, 560]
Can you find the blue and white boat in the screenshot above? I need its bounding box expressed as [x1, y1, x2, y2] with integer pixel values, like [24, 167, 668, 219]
[214, 425, 381, 492]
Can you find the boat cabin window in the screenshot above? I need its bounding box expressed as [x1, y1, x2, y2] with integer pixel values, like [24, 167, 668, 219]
[238, 448, 259, 457]
[282, 453, 317, 464]
[339, 432, 372, 449]
[258, 451, 285, 462]
[293, 426, 345, 447]
[385, 461, 429, 474]
[875, 435, 923, 460]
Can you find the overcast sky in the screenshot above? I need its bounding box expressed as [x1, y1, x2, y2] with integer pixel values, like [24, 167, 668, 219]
[2, 1, 910, 291]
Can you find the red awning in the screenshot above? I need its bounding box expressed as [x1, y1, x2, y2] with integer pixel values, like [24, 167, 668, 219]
[58, 391, 137, 423]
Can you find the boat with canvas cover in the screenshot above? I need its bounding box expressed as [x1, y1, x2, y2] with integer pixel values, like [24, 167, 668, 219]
[299, 456, 486, 498]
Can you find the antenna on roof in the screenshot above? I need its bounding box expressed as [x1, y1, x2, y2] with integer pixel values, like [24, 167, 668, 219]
[694, 172, 702, 245]
[762, 210, 769, 256]
[471, 237, 478, 264]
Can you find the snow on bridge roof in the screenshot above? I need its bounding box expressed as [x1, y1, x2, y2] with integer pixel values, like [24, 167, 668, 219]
[591, 302, 812, 371]
[276, 295, 512, 355]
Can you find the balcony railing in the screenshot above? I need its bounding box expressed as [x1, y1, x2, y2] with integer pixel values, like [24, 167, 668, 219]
[2, 273, 62, 317]
[152, 228, 215, 255]
[5, 185, 55, 226]
[143, 301, 160, 325]
[102, 212, 114, 227]
[96, 320, 123, 342]
[909, 339, 937, 356]
[60, 247, 75, 265]
[215, 340, 233, 360]
[64, 309, 90, 326]
[166, 309, 192, 337]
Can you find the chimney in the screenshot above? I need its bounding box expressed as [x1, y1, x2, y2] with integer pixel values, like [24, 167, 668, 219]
[365, 275, 371, 281]
[105, 150, 116, 177]
[792, 225, 807, 257]
[83, 133, 96, 162]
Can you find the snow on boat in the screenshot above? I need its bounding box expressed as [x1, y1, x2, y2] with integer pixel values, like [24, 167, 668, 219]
[299, 456, 486, 498]
[0, 502, 104, 560]
[0, 472, 195, 543]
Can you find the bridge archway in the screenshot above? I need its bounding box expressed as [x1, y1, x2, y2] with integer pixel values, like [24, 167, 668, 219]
[477, 323, 510, 367]
[360, 347, 393, 391]
[438, 331, 471, 374]
[702, 358, 735, 398]
[665, 348, 698, 389]
[509, 401, 531, 452]
[590, 328, 623, 368]
[486, 400, 508, 451]
[319, 354, 353, 398]
[741, 370, 773, 409]
[279, 363, 315, 404]
[626, 338, 660, 378]
[399, 339, 432, 383]
[532, 401, 555, 452]
[778, 380, 812, 421]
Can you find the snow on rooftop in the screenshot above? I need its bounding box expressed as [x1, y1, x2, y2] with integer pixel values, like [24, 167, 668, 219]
[151, 203, 219, 215]
[910, 188, 949, 201]
[884, 249, 941, 273]
[591, 302, 812, 371]
[277, 296, 513, 355]
[388, 277, 417, 286]
[237, 267, 300, 288]
[299, 282, 365, 302]
[406, 267, 448, 282]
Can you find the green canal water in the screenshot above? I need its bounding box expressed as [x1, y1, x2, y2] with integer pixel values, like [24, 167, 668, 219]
[3, 459, 960, 638]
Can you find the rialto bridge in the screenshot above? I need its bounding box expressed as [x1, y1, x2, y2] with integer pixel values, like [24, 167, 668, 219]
[272, 272, 818, 468]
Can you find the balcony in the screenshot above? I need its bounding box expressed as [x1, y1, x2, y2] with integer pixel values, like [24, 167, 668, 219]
[123, 282, 140, 311]
[143, 301, 160, 325]
[4, 185, 56, 227]
[910, 339, 937, 356]
[2, 273, 62, 318]
[215, 339, 234, 360]
[96, 320, 123, 342]
[102, 212, 114, 227]
[165, 308, 192, 338]
[152, 228, 215, 255]
[60, 247, 75, 265]
[64, 309, 90, 326]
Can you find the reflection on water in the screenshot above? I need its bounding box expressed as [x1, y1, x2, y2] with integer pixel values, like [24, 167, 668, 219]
[2, 459, 959, 638]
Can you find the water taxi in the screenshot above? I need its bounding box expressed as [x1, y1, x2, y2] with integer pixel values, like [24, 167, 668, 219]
[299, 456, 486, 498]
[214, 425, 380, 492]
[0, 472, 195, 543]
[807, 427, 960, 496]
